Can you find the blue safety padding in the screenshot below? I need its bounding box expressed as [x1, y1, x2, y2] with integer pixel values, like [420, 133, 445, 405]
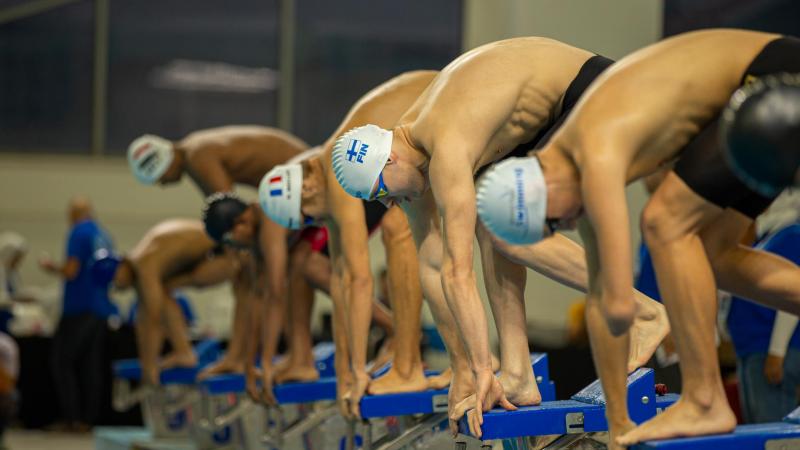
[459, 400, 605, 440]
[361, 388, 449, 418]
[632, 422, 800, 449]
[785, 405, 800, 424]
[274, 377, 337, 404]
[201, 374, 246, 395]
[313, 342, 336, 377]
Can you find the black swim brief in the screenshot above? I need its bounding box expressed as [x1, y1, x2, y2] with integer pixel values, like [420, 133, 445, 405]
[673, 36, 800, 219]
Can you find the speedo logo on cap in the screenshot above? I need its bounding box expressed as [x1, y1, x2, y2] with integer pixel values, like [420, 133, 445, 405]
[345, 139, 368, 164]
[513, 167, 527, 227]
[138, 152, 160, 174]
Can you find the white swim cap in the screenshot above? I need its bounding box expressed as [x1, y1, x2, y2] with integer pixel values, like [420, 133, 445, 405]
[476, 157, 547, 245]
[331, 124, 393, 199]
[127, 135, 174, 185]
[259, 163, 303, 229]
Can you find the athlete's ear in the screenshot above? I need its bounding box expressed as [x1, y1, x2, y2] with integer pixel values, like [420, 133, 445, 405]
[386, 151, 397, 165]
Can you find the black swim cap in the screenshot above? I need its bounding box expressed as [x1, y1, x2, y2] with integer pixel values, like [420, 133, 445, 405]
[722, 73, 800, 197]
[202, 192, 248, 243]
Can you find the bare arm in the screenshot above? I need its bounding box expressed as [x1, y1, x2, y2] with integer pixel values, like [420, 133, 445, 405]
[429, 151, 492, 374]
[329, 192, 374, 417]
[40, 256, 80, 280]
[186, 152, 236, 195]
[164, 254, 239, 290]
[581, 158, 636, 335]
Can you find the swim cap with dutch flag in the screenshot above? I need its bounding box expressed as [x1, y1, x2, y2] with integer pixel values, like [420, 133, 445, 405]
[259, 164, 303, 229]
[331, 124, 393, 200]
[127, 135, 174, 184]
[476, 157, 548, 245]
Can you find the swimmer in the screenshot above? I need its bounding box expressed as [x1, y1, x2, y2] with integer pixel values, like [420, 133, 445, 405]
[330, 37, 668, 437]
[476, 29, 800, 446]
[260, 71, 439, 417]
[96, 219, 240, 385]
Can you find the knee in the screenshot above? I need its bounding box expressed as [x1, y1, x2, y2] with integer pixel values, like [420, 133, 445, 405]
[641, 196, 683, 247]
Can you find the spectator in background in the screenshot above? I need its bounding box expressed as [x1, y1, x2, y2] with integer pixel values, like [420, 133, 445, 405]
[0, 232, 27, 334]
[727, 191, 800, 423]
[0, 331, 18, 449]
[39, 196, 114, 432]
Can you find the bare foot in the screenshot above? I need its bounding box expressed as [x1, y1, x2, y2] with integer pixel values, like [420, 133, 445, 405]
[143, 364, 160, 386]
[628, 297, 670, 372]
[368, 339, 395, 375]
[491, 353, 500, 372]
[368, 363, 428, 395]
[427, 367, 452, 389]
[274, 362, 320, 384]
[159, 351, 197, 370]
[601, 297, 639, 337]
[616, 397, 736, 446]
[198, 358, 245, 380]
[604, 419, 636, 450]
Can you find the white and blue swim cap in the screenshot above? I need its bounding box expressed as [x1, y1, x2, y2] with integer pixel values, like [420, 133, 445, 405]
[127, 134, 174, 185]
[476, 157, 548, 245]
[331, 124, 393, 199]
[259, 163, 303, 229]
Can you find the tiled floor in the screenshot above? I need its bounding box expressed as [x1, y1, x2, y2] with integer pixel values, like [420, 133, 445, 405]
[4, 429, 93, 450]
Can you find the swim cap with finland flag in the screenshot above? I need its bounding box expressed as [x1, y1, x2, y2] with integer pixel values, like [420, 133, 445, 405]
[127, 135, 174, 185]
[476, 157, 547, 245]
[259, 163, 303, 229]
[331, 124, 393, 199]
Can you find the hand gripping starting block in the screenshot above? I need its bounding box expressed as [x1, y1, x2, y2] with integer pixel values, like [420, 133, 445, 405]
[457, 368, 679, 449]
[349, 353, 556, 450]
[631, 405, 800, 450]
[111, 339, 221, 440]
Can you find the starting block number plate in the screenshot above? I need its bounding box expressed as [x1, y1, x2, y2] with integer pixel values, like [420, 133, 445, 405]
[766, 438, 800, 450]
[431, 394, 448, 413]
[565, 412, 585, 434]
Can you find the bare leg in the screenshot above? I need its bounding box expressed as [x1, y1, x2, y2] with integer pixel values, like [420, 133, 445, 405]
[402, 198, 476, 435]
[159, 296, 197, 369]
[618, 173, 736, 445]
[490, 231, 669, 372]
[369, 207, 427, 395]
[134, 268, 170, 385]
[276, 245, 319, 383]
[199, 281, 248, 379]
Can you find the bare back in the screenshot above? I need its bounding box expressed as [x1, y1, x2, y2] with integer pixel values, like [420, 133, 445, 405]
[128, 219, 216, 278]
[557, 29, 778, 182]
[404, 38, 595, 171]
[181, 125, 309, 192]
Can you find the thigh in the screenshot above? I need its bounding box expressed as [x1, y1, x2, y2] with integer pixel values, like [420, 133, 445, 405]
[644, 171, 725, 242]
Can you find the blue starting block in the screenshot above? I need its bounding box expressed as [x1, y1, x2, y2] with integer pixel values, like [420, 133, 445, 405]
[111, 339, 220, 440]
[632, 405, 800, 450]
[189, 343, 341, 450]
[457, 368, 678, 448]
[350, 353, 555, 450]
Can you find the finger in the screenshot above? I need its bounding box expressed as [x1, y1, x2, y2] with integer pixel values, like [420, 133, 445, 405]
[475, 401, 483, 428]
[449, 418, 458, 437]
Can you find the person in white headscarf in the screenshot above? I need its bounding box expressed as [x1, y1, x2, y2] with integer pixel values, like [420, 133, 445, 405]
[0, 233, 27, 332]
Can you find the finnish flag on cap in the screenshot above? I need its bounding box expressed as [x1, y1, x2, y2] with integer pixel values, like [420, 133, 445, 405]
[331, 124, 393, 199]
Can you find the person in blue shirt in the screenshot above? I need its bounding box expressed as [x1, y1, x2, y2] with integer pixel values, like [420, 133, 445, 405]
[727, 193, 800, 423]
[39, 196, 114, 431]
